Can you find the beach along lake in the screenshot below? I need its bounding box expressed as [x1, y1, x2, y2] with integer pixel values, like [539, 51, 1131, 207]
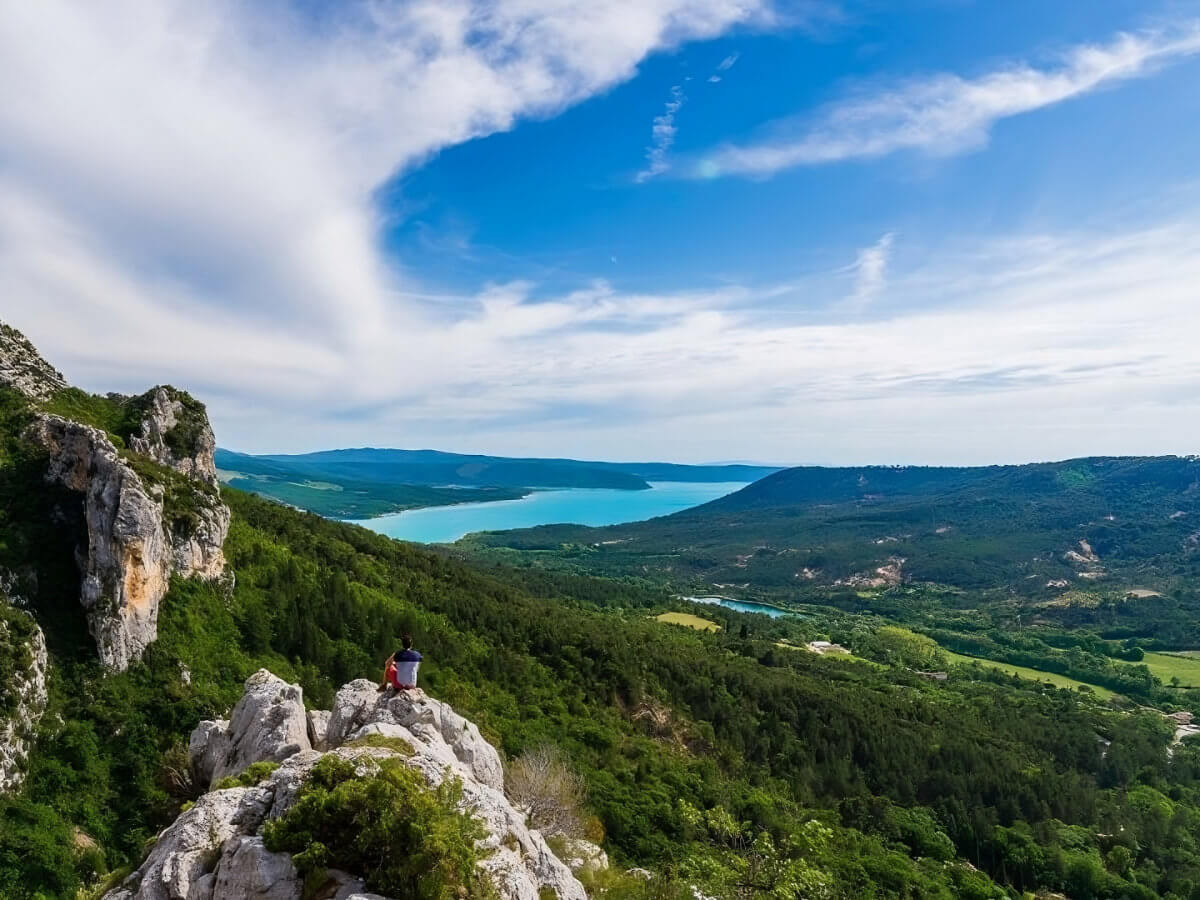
[354, 481, 748, 543]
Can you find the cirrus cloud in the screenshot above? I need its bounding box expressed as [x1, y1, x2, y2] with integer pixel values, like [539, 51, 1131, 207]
[694, 22, 1200, 178]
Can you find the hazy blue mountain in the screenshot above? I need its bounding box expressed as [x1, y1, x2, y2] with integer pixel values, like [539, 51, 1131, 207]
[215, 447, 779, 518]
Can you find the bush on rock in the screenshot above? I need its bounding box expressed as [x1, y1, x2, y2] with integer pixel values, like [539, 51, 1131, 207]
[263, 754, 495, 900]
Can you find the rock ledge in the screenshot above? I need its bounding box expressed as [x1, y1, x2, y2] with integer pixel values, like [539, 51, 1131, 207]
[109, 670, 586, 900]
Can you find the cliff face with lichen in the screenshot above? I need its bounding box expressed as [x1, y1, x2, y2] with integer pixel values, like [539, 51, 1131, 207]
[0, 574, 48, 792]
[0, 321, 230, 671]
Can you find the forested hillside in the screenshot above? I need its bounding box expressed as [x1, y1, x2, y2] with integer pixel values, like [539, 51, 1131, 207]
[13, 484, 1200, 899]
[468, 456, 1200, 601]
[7, 327, 1200, 898]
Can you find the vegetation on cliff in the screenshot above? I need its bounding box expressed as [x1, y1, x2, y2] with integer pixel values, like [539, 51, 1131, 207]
[263, 755, 494, 899]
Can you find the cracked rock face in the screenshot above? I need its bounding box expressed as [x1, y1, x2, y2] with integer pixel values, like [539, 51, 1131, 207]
[120, 672, 587, 900]
[0, 588, 48, 793]
[25, 415, 229, 670]
[190, 670, 312, 786]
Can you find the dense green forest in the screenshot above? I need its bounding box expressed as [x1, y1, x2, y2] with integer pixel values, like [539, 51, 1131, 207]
[4, 483, 1200, 897]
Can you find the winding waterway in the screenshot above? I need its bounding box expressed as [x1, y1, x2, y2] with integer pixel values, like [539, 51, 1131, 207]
[686, 596, 798, 618]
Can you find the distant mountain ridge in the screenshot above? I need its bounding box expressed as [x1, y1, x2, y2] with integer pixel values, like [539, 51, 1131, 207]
[248, 447, 779, 484]
[216, 447, 778, 519]
[468, 455, 1200, 599]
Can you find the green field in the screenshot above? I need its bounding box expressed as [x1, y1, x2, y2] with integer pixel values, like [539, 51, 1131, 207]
[1139, 651, 1200, 688]
[655, 611, 722, 632]
[941, 649, 1117, 700]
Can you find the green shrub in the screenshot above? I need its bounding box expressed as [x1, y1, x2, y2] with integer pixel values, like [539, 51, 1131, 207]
[345, 733, 414, 755]
[0, 796, 82, 897]
[38, 387, 136, 445]
[212, 760, 280, 791]
[263, 754, 494, 899]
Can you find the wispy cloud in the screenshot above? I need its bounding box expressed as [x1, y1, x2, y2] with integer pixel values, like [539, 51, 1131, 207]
[636, 85, 686, 182]
[709, 51, 740, 81]
[695, 23, 1200, 178]
[845, 232, 894, 311]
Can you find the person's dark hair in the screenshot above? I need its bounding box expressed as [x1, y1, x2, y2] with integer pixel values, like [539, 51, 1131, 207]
[402, 633, 413, 650]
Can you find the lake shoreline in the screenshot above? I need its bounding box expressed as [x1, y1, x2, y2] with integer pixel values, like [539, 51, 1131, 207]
[353, 481, 750, 544]
[685, 595, 802, 618]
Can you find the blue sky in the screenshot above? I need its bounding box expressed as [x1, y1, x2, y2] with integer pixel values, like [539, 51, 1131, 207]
[2, 1, 1200, 464]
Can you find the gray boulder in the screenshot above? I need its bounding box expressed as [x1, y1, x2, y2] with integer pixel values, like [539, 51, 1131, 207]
[105, 784, 274, 900]
[211, 836, 301, 900]
[560, 837, 609, 874]
[190, 670, 311, 786]
[326, 681, 504, 791]
[306, 709, 331, 751]
[188, 719, 232, 789]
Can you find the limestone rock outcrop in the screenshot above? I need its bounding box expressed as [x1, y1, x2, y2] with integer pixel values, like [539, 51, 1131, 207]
[0, 322, 66, 401]
[25, 414, 229, 670]
[0, 583, 49, 792]
[128, 386, 220, 486]
[326, 679, 505, 791]
[190, 670, 311, 785]
[1, 321, 229, 669]
[115, 673, 587, 900]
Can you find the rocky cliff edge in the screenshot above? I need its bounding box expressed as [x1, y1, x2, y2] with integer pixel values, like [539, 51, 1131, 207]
[106, 670, 589, 900]
[1, 320, 230, 671]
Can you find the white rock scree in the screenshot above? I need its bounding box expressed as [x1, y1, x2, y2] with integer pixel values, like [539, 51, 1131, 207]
[105, 669, 589, 900]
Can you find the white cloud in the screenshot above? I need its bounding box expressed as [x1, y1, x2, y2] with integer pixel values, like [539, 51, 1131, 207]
[397, 219, 1200, 465]
[7, 3, 1200, 466]
[163, 216, 1200, 465]
[845, 232, 894, 311]
[635, 84, 687, 182]
[0, 0, 768, 382]
[695, 23, 1200, 177]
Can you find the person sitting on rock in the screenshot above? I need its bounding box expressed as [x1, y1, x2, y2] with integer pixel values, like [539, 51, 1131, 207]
[378, 633, 422, 693]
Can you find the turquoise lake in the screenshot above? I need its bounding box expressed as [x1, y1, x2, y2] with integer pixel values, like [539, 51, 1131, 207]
[354, 481, 748, 544]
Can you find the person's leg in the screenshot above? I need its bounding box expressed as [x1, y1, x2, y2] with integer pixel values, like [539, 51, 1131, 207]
[378, 658, 395, 692]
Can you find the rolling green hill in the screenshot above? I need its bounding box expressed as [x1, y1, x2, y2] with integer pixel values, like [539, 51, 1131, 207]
[248, 447, 778, 486]
[466, 456, 1200, 600]
[217, 448, 527, 518]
